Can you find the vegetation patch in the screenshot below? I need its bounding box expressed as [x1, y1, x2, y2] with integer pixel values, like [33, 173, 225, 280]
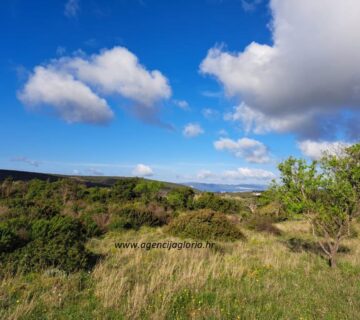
[167, 209, 245, 241]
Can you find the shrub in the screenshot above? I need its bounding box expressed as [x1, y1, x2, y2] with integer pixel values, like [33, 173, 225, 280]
[110, 178, 139, 201]
[0, 218, 31, 252]
[194, 192, 242, 214]
[245, 215, 282, 236]
[1, 216, 93, 274]
[110, 203, 170, 230]
[167, 210, 245, 241]
[0, 224, 22, 252]
[167, 187, 195, 210]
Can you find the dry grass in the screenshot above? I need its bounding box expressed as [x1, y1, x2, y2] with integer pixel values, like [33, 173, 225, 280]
[2, 221, 360, 319]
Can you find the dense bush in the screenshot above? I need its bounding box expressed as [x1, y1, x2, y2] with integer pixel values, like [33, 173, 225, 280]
[167, 187, 195, 210]
[244, 215, 282, 236]
[167, 210, 245, 241]
[110, 178, 139, 201]
[194, 192, 242, 214]
[110, 203, 171, 230]
[1, 215, 93, 274]
[0, 224, 23, 253]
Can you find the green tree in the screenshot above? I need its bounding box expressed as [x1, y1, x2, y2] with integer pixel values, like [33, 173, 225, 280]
[275, 144, 360, 267]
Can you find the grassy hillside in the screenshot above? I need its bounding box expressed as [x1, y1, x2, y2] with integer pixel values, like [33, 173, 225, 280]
[1, 171, 360, 319]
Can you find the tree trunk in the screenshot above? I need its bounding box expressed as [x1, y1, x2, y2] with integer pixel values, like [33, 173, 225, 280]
[329, 255, 336, 268]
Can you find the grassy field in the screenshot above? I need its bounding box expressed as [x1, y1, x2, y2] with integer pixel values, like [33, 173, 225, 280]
[2, 220, 360, 320]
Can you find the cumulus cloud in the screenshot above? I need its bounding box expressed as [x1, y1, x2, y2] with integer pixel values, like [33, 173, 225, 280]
[18, 47, 171, 125]
[132, 164, 154, 177]
[11, 156, 40, 167]
[63, 47, 171, 107]
[223, 167, 275, 180]
[214, 137, 270, 163]
[200, 0, 360, 140]
[18, 67, 113, 124]
[183, 123, 204, 138]
[298, 140, 351, 160]
[195, 167, 275, 182]
[64, 0, 80, 18]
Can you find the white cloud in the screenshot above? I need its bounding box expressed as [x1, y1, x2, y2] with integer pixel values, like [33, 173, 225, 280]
[18, 67, 113, 124]
[298, 140, 351, 160]
[223, 167, 275, 181]
[200, 0, 360, 140]
[183, 123, 204, 138]
[214, 137, 270, 163]
[224, 102, 309, 135]
[197, 170, 214, 179]
[65, 0, 80, 18]
[63, 47, 171, 107]
[18, 47, 171, 125]
[173, 99, 189, 110]
[132, 164, 154, 177]
[195, 167, 275, 182]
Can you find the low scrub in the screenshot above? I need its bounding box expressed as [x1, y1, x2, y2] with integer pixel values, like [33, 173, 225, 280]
[194, 192, 243, 214]
[1, 216, 95, 274]
[110, 203, 171, 230]
[245, 215, 282, 236]
[167, 209, 245, 241]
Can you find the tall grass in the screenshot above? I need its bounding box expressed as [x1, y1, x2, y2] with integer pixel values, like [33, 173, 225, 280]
[2, 221, 360, 319]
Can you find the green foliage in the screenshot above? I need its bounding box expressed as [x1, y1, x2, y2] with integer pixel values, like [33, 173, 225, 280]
[133, 180, 164, 203]
[1, 216, 93, 274]
[194, 192, 242, 214]
[167, 209, 244, 241]
[110, 203, 171, 230]
[110, 178, 139, 201]
[273, 143, 360, 267]
[0, 217, 31, 253]
[166, 187, 195, 210]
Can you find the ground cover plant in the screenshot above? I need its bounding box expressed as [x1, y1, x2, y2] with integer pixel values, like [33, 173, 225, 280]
[0, 143, 359, 319]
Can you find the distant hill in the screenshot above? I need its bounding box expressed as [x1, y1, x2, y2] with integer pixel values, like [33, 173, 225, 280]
[0, 169, 267, 193]
[0, 169, 186, 190]
[183, 182, 267, 193]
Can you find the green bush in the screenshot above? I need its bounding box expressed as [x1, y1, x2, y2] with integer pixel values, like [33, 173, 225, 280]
[167, 210, 245, 241]
[110, 178, 139, 201]
[0, 218, 31, 252]
[1, 216, 93, 274]
[110, 203, 170, 230]
[0, 224, 22, 252]
[194, 193, 242, 214]
[167, 187, 195, 210]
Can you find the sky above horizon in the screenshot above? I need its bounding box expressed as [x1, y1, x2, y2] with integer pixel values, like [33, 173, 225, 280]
[0, 0, 359, 184]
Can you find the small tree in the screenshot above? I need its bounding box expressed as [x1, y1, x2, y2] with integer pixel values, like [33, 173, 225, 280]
[275, 144, 359, 267]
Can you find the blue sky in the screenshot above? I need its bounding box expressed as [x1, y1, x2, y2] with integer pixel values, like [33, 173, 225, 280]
[0, 0, 358, 183]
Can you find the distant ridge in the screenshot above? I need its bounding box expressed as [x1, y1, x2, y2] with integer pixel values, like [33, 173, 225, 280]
[0, 169, 185, 190]
[183, 182, 267, 193]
